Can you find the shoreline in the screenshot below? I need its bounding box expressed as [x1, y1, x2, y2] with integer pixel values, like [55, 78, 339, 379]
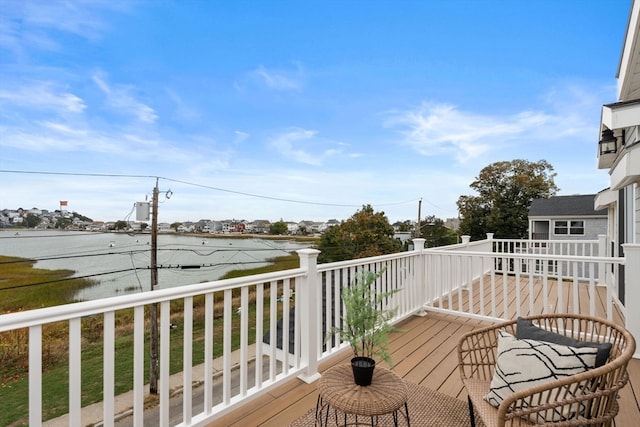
[181, 231, 319, 243]
[4, 227, 320, 243]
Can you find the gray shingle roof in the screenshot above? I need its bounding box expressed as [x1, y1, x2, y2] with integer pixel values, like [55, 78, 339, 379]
[528, 195, 607, 217]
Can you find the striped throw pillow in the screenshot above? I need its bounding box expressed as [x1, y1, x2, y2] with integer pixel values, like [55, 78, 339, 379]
[485, 330, 597, 423]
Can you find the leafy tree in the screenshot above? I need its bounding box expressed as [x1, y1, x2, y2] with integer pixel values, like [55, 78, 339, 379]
[396, 220, 412, 232]
[113, 220, 128, 231]
[24, 213, 41, 228]
[269, 220, 288, 235]
[170, 222, 182, 232]
[457, 159, 558, 240]
[140, 223, 148, 232]
[71, 212, 93, 222]
[317, 204, 401, 263]
[456, 195, 490, 240]
[419, 215, 458, 247]
[55, 217, 72, 229]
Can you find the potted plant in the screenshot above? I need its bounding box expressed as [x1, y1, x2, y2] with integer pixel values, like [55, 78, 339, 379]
[329, 268, 401, 386]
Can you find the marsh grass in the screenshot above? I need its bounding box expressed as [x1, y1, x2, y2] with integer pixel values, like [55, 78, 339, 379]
[0, 254, 298, 425]
[0, 256, 96, 311]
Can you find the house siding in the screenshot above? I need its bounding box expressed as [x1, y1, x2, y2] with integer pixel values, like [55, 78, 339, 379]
[549, 217, 608, 241]
[633, 184, 640, 243]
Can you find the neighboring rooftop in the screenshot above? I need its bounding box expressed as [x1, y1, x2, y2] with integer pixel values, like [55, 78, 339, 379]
[528, 194, 607, 217]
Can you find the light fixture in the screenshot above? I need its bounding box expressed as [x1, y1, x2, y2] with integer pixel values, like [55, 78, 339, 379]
[598, 128, 617, 155]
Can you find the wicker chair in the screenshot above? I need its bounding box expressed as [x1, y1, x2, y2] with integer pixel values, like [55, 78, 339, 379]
[458, 314, 635, 426]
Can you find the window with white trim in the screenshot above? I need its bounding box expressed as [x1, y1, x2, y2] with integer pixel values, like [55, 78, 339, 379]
[554, 220, 584, 235]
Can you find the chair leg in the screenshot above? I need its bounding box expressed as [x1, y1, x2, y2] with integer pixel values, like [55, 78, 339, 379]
[468, 396, 476, 427]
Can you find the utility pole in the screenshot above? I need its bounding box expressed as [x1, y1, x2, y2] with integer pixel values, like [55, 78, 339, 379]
[149, 178, 159, 394]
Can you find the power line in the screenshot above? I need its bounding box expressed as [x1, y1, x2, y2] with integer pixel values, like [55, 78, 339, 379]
[0, 245, 299, 265]
[160, 176, 417, 208]
[0, 169, 155, 179]
[1, 267, 142, 290]
[0, 259, 290, 292]
[0, 169, 419, 208]
[0, 249, 149, 264]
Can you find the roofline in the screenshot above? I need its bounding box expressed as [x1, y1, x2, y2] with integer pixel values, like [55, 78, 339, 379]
[616, 0, 639, 80]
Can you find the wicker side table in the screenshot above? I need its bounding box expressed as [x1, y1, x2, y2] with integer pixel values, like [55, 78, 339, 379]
[315, 364, 410, 426]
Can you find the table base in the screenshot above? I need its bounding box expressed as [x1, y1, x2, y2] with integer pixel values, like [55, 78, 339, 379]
[315, 395, 410, 427]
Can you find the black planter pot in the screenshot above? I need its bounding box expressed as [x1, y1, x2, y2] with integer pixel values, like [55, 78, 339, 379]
[351, 356, 375, 386]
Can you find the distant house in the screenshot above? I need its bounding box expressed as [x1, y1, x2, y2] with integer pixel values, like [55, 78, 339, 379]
[297, 220, 316, 235]
[318, 219, 340, 232]
[221, 220, 246, 233]
[158, 222, 172, 232]
[285, 221, 299, 234]
[177, 222, 195, 233]
[394, 231, 412, 244]
[250, 220, 271, 234]
[444, 217, 460, 231]
[528, 195, 607, 241]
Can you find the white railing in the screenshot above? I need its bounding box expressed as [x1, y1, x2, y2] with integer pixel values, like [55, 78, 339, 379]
[318, 250, 423, 362]
[1, 237, 638, 426]
[493, 237, 600, 257]
[0, 264, 313, 427]
[424, 248, 624, 320]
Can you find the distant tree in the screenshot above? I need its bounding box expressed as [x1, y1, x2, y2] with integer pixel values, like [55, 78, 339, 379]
[317, 204, 402, 263]
[396, 220, 412, 232]
[269, 220, 288, 235]
[456, 195, 490, 240]
[55, 217, 72, 229]
[419, 215, 457, 247]
[170, 222, 182, 232]
[72, 212, 93, 222]
[113, 220, 128, 231]
[24, 213, 41, 228]
[140, 223, 148, 232]
[457, 159, 558, 240]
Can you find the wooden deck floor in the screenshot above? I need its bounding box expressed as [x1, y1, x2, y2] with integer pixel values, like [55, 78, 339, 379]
[206, 279, 640, 427]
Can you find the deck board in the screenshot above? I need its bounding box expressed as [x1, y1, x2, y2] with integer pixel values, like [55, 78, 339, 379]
[205, 277, 640, 427]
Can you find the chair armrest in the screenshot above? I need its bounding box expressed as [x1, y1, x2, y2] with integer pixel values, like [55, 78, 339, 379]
[497, 366, 630, 424]
[457, 320, 517, 382]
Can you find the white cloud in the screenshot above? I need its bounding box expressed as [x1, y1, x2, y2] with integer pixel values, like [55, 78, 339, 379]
[233, 131, 249, 144]
[249, 63, 305, 91]
[268, 128, 348, 166]
[41, 121, 89, 136]
[269, 128, 321, 165]
[166, 88, 200, 122]
[384, 102, 559, 163]
[0, 0, 130, 56]
[0, 81, 86, 113]
[22, 1, 109, 41]
[92, 73, 158, 124]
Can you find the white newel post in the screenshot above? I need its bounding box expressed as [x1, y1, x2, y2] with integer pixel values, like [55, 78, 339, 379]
[461, 235, 471, 244]
[598, 234, 608, 286]
[297, 248, 322, 383]
[412, 238, 427, 316]
[622, 244, 640, 359]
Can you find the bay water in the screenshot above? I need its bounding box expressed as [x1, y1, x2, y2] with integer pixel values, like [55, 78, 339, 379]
[0, 230, 312, 301]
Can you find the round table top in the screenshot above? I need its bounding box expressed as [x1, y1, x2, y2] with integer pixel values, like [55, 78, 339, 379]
[318, 364, 408, 417]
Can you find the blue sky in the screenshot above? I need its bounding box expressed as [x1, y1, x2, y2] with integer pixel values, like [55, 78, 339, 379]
[0, 0, 632, 224]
